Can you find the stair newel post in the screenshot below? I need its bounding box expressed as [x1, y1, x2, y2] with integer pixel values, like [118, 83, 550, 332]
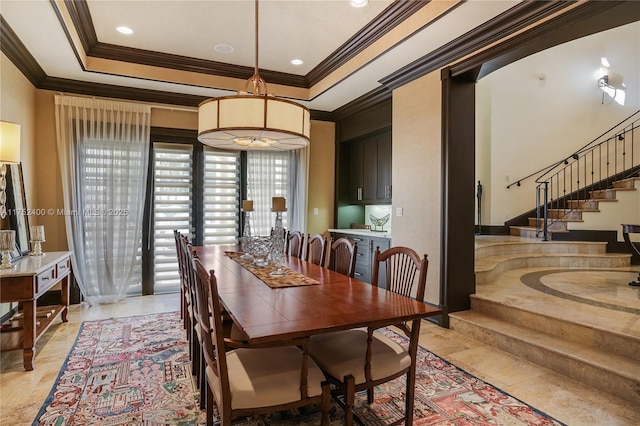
[542, 181, 549, 241]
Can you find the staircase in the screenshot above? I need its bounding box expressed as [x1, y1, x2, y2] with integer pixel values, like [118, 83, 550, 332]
[510, 176, 640, 238]
[449, 237, 640, 406]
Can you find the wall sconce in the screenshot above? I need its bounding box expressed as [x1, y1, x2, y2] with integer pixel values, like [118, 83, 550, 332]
[0, 121, 21, 220]
[598, 71, 625, 105]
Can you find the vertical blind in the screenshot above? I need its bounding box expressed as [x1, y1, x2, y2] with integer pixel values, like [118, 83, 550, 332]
[151, 143, 194, 293]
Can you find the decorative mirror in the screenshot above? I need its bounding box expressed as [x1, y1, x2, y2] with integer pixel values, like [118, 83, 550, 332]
[2, 163, 31, 258]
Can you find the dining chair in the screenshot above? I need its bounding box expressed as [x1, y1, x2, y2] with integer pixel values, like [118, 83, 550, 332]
[183, 241, 205, 403]
[286, 230, 305, 259]
[192, 258, 331, 426]
[305, 233, 328, 267]
[309, 246, 429, 426]
[173, 230, 188, 329]
[327, 237, 357, 278]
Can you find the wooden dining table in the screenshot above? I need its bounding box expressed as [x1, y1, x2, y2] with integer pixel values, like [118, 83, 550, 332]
[194, 245, 442, 345]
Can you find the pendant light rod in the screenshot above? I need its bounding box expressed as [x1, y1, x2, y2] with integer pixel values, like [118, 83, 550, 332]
[244, 0, 268, 96]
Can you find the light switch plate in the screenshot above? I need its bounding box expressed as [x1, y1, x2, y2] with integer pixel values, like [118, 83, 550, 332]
[396, 207, 403, 217]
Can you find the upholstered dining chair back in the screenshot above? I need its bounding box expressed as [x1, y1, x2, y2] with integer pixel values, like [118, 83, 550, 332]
[193, 259, 331, 426]
[286, 230, 305, 259]
[327, 237, 357, 278]
[305, 234, 327, 267]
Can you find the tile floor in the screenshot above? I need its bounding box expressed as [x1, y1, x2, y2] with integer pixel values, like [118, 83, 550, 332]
[2, 257, 640, 425]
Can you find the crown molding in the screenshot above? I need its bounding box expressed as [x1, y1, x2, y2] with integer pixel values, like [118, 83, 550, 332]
[380, 1, 574, 89]
[0, 15, 47, 87]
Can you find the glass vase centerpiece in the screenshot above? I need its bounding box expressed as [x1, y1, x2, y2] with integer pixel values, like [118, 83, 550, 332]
[240, 199, 253, 259]
[269, 197, 287, 277]
[250, 236, 272, 267]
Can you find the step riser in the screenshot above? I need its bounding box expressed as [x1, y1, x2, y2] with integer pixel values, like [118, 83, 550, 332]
[590, 189, 617, 199]
[567, 200, 600, 209]
[547, 209, 585, 220]
[527, 218, 570, 229]
[449, 315, 640, 406]
[476, 255, 631, 284]
[470, 297, 640, 362]
[475, 242, 606, 259]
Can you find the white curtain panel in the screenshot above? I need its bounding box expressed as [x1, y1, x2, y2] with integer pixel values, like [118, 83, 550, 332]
[55, 95, 150, 304]
[246, 148, 308, 236]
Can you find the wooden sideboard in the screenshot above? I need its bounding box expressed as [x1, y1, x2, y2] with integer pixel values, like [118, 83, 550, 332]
[0, 251, 72, 370]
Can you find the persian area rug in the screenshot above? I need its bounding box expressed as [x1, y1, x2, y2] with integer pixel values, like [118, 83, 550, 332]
[34, 312, 564, 425]
[33, 312, 204, 426]
[219, 328, 565, 426]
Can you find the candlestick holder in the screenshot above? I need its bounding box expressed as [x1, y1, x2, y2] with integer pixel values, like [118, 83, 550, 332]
[240, 211, 253, 259]
[269, 211, 286, 277]
[0, 230, 16, 269]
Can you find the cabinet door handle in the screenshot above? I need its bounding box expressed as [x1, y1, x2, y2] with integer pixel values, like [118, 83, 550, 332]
[354, 272, 363, 277]
[357, 187, 363, 201]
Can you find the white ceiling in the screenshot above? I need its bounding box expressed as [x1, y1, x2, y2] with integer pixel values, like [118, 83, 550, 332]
[0, 0, 520, 112]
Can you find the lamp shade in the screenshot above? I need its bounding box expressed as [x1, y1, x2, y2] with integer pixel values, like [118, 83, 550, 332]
[198, 95, 310, 151]
[0, 121, 21, 163]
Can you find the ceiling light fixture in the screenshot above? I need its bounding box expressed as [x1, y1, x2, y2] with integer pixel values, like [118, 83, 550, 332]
[215, 44, 234, 54]
[350, 0, 368, 8]
[198, 0, 310, 151]
[291, 59, 304, 66]
[116, 26, 133, 35]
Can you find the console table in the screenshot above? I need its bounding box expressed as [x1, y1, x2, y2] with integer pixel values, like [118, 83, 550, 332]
[0, 251, 72, 370]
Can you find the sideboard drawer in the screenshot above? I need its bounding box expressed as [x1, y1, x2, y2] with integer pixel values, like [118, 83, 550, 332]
[36, 265, 57, 293]
[57, 258, 71, 277]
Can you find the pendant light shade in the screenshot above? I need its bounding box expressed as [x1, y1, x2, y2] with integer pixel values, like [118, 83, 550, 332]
[197, 0, 310, 151]
[198, 95, 310, 151]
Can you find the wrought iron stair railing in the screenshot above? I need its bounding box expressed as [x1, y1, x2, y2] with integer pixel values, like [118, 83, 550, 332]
[531, 111, 640, 240]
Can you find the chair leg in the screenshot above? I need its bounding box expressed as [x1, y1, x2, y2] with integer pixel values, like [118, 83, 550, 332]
[344, 375, 355, 426]
[320, 381, 331, 426]
[367, 387, 374, 404]
[199, 351, 206, 409]
[404, 370, 416, 425]
[205, 381, 214, 426]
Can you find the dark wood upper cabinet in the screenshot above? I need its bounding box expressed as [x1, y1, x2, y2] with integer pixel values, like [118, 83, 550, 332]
[376, 132, 392, 201]
[344, 129, 392, 205]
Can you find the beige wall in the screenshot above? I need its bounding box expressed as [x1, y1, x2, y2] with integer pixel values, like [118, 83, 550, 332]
[2, 74, 335, 254]
[306, 120, 335, 236]
[1, 53, 37, 211]
[1, 54, 37, 317]
[392, 71, 442, 305]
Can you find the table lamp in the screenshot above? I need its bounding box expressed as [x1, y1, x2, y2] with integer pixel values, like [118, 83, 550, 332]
[0, 230, 16, 269]
[30, 225, 45, 256]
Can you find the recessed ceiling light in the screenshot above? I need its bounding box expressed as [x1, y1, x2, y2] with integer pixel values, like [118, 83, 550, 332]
[215, 44, 234, 54]
[291, 59, 303, 66]
[116, 26, 133, 35]
[350, 0, 368, 8]
[600, 57, 610, 68]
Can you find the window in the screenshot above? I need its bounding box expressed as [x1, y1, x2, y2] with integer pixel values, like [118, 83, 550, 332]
[143, 138, 241, 294]
[203, 147, 241, 245]
[150, 143, 193, 293]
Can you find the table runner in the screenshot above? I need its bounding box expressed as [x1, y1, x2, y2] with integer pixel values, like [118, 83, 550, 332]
[225, 251, 320, 288]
